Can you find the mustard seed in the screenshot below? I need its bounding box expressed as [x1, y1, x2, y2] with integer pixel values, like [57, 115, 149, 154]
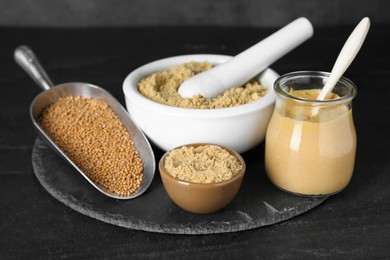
[39, 96, 143, 196]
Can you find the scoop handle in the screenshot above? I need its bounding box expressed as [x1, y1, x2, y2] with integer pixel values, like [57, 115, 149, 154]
[14, 45, 54, 91]
[179, 17, 314, 98]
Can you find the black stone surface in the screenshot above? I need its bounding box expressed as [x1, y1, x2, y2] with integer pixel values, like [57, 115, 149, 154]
[1, 26, 390, 258]
[32, 138, 326, 234]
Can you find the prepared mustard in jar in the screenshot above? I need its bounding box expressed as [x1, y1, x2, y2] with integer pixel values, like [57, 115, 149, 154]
[265, 71, 357, 196]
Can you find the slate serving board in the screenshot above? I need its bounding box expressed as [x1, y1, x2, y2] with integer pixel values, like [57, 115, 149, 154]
[32, 138, 327, 234]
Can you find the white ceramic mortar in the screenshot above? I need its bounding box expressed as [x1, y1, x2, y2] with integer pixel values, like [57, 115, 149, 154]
[123, 54, 278, 153]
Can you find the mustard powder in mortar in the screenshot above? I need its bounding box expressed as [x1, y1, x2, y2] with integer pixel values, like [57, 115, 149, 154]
[137, 61, 268, 109]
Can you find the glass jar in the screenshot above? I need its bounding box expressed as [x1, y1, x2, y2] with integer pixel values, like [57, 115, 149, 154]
[265, 71, 357, 196]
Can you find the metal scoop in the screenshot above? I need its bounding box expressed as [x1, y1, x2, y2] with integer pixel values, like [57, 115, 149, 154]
[15, 45, 156, 200]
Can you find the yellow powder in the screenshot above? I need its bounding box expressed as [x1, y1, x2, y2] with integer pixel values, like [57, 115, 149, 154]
[164, 145, 243, 183]
[137, 61, 268, 109]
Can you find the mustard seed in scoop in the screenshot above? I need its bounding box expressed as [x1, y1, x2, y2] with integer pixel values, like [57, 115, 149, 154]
[39, 96, 144, 196]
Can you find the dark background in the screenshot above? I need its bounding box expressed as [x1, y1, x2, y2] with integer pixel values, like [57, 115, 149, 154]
[1, 0, 389, 27]
[1, 1, 390, 259]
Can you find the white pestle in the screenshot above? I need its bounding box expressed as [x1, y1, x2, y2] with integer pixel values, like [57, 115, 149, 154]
[316, 17, 370, 101]
[178, 17, 314, 99]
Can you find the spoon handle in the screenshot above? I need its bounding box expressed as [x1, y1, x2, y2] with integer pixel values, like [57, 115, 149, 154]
[14, 45, 54, 91]
[317, 18, 370, 100]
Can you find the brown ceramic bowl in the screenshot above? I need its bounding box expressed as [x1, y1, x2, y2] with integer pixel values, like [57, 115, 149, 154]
[159, 143, 246, 214]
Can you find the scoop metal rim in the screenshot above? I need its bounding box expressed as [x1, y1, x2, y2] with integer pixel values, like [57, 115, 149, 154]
[29, 82, 156, 200]
[15, 45, 155, 200]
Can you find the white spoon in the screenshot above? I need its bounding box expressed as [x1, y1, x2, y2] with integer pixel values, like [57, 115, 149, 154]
[178, 17, 314, 99]
[317, 17, 370, 100]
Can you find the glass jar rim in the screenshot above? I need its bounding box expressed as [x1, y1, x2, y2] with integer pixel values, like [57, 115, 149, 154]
[274, 71, 357, 106]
